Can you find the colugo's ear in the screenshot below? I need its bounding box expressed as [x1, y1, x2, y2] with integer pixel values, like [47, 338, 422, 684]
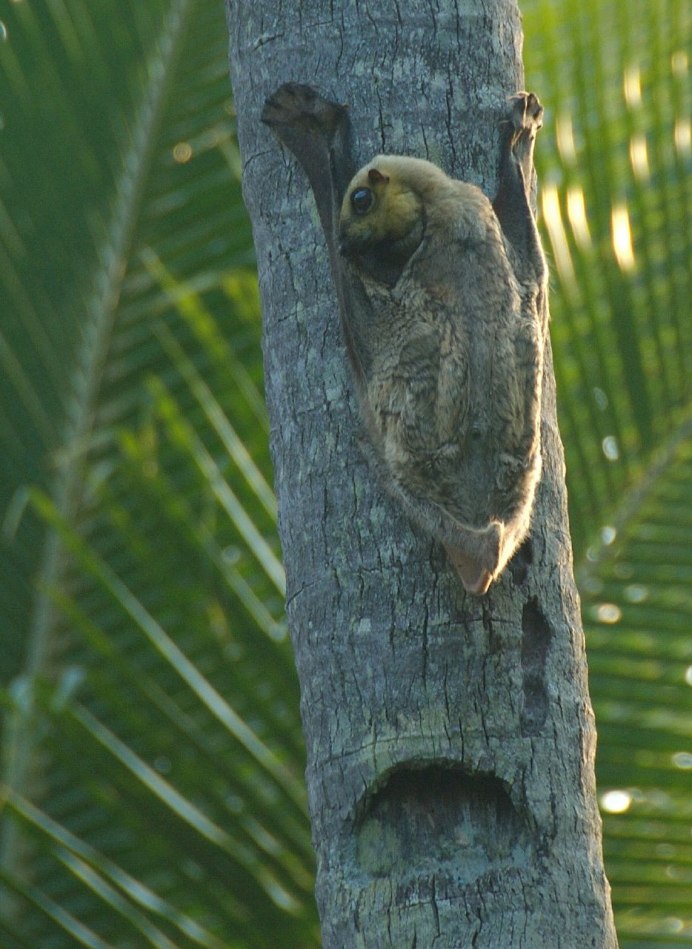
[367, 168, 389, 185]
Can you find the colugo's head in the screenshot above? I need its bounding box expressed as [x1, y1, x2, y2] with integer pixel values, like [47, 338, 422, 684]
[338, 156, 429, 263]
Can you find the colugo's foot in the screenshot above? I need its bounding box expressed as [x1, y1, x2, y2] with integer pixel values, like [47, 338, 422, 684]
[501, 91, 543, 182]
[508, 91, 544, 136]
[262, 82, 347, 143]
[507, 92, 543, 160]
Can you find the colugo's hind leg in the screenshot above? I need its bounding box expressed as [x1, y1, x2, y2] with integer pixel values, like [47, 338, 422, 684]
[492, 92, 546, 287]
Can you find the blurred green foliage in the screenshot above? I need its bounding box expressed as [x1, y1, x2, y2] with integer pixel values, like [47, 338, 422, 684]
[0, 0, 689, 945]
[524, 3, 691, 942]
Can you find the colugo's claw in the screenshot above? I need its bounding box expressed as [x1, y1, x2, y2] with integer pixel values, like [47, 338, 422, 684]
[507, 91, 544, 132]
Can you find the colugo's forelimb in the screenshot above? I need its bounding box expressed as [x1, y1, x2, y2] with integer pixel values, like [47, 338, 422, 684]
[262, 83, 353, 267]
[262, 83, 376, 384]
[263, 85, 549, 595]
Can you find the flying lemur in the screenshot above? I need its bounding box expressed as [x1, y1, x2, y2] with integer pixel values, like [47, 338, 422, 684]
[262, 84, 548, 595]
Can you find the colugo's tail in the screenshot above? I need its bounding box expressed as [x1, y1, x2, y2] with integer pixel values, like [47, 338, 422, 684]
[443, 521, 503, 596]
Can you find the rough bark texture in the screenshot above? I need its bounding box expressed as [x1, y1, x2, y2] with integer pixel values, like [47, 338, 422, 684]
[226, 2, 618, 946]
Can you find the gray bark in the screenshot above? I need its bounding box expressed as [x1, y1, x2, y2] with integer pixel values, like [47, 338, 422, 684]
[226, 2, 617, 946]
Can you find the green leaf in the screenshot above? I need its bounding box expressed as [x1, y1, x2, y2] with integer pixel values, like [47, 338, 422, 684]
[523, 0, 692, 942]
[0, 1, 315, 945]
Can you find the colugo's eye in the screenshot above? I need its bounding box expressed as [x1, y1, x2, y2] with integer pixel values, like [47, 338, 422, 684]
[350, 187, 373, 214]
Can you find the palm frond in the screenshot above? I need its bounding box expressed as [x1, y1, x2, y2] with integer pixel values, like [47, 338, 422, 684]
[580, 423, 692, 945]
[523, 0, 692, 941]
[526, 0, 690, 554]
[0, 0, 316, 943]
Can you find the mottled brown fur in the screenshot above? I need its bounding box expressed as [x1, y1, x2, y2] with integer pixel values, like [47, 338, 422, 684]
[263, 86, 548, 594]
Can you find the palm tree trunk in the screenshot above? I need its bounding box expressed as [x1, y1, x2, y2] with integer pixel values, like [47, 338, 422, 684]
[226, 1, 618, 945]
